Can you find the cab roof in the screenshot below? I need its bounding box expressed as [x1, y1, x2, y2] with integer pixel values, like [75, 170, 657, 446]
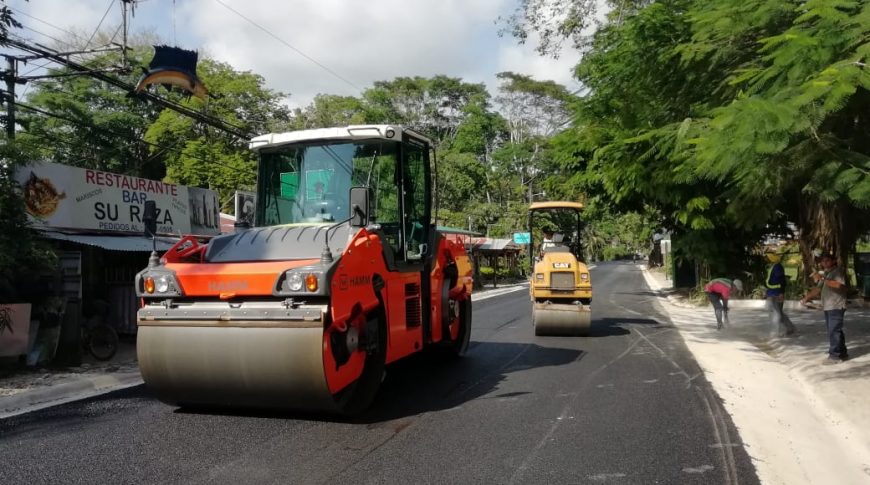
[249, 125, 432, 151]
[529, 201, 584, 212]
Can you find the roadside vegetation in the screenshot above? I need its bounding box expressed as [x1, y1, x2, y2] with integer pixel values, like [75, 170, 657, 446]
[3, 0, 870, 294]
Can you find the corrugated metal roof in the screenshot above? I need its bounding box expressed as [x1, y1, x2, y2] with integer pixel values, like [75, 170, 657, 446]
[40, 231, 178, 252]
[473, 238, 519, 251]
[437, 226, 483, 236]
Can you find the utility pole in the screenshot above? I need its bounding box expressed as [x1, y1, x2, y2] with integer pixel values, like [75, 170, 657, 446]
[4, 56, 15, 139]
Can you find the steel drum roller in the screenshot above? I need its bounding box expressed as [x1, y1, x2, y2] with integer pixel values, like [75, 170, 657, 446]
[533, 303, 591, 336]
[137, 324, 339, 412]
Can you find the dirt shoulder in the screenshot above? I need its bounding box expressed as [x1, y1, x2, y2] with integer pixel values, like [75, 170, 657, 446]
[642, 266, 870, 485]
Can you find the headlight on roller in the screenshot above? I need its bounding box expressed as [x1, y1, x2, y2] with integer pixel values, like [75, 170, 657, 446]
[137, 270, 182, 297]
[276, 269, 327, 296]
[286, 272, 304, 292]
[155, 275, 171, 293]
[535, 273, 545, 280]
[580, 273, 589, 281]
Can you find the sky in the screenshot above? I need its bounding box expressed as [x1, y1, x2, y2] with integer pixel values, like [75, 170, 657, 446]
[4, 0, 594, 108]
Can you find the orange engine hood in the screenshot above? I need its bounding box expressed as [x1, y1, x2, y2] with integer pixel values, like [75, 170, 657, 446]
[168, 259, 320, 297]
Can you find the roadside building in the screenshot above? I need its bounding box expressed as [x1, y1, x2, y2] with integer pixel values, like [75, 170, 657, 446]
[6, 161, 220, 365]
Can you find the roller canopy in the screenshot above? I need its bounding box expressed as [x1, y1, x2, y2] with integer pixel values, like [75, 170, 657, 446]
[529, 201, 584, 212]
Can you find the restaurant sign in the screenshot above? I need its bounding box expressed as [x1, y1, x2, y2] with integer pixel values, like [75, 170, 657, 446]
[15, 161, 220, 236]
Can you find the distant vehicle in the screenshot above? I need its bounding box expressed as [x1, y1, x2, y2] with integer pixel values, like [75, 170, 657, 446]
[528, 201, 592, 335]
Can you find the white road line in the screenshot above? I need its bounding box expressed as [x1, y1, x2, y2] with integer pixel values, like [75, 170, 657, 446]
[472, 284, 529, 302]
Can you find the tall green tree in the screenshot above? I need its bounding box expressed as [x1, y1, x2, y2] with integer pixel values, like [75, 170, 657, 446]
[16, 47, 165, 178]
[292, 94, 366, 129]
[492, 72, 574, 206]
[0, 0, 22, 46]
[505, 0, 870, 276]
[361, 75, 491, 145]
[145, 58, 292, 207]
[684, 0, 870, 269]
[499, 0, 652, 56]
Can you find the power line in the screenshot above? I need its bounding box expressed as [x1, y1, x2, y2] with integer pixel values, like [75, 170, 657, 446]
[8, 7, 91, 44]
[14, 101, 256, 178]
[5, 38, 251, 139]
[211, 0, 362, 94]
[16, 24, 78, 50]
[84, 0, 116, 50]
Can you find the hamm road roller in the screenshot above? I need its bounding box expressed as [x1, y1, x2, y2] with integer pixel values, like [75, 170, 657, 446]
[528, 201, 592, 336]
[135, 125, 473, 415]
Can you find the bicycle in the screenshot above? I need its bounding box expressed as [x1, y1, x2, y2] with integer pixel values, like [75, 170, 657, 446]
[81, 301, 119, 361]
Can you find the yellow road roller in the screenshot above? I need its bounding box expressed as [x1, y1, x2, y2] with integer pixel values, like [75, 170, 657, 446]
[528, 201, 592, 336]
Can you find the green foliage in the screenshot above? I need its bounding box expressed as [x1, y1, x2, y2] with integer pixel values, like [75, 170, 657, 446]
[0, 1, 22, 45]
[580, 207, 656, 262]
[360, 76, 492, 144]
[16, 44, 164, 178]
[478, 265, 520, 280]
[517, 0, 870, 274]
[0, 141, 58, 302]
[292, 94, 366, 129]
[144, 58, 290, 207]
[498, 0, 652, 57]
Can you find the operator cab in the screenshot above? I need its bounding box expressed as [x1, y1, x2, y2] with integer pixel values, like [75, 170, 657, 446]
[250, 125, 432, 262]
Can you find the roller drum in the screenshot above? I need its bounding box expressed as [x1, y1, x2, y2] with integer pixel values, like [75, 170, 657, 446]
[137, 324, 337, 412]
[533, 303, 591, 336]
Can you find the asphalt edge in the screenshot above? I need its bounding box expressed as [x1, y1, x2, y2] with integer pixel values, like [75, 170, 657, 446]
[640, 264, 870, 479]
[0, 371, 143, 420]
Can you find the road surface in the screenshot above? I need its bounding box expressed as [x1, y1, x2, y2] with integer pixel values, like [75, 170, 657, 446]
[0, 262, 758, 484]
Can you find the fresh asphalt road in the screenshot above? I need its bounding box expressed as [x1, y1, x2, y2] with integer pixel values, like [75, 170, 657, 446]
[0, 262, 759, 484]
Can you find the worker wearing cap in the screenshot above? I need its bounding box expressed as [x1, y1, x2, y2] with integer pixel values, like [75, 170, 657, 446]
[800, 251, 849, 363]
[703, 278, 743, 330]
[765, 251, 796, 337]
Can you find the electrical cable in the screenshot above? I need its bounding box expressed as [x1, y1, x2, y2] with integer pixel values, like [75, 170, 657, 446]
[14, 101, 256, 178]
[16, 24, 77, 49]
[211, 0, 362, 94]
[6, 38, 251, 138]
[83, 0, 116, 50]
[8, 7, 90, 44]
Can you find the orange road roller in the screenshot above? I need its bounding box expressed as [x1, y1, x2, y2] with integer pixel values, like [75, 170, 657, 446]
[135, 125, 473, 415]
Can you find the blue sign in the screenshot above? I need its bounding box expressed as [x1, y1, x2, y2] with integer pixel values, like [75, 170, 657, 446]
[513, 232, 531, 244]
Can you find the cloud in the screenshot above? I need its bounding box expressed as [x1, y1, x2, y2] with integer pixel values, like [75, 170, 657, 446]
[8, 0, 117, 48]
[494, 37, 582, 93]
[177, 0, 582, 107]
[9, 0, 589, 107]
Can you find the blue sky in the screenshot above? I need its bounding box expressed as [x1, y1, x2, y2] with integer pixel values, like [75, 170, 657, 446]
[4, 0, 586, 107]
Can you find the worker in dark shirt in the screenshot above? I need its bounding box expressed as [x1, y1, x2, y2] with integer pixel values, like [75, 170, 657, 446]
[765, 251, 796, 337]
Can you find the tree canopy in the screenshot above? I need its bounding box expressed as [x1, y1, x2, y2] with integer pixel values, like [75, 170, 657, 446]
[508, 0, 870, 276]
[8, 0, 866, 283]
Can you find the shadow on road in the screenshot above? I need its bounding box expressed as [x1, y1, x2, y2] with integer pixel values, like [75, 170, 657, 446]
[588, 317, 662, 337]
[361, 341, 583, 422]
[138, 341, 585, 424]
